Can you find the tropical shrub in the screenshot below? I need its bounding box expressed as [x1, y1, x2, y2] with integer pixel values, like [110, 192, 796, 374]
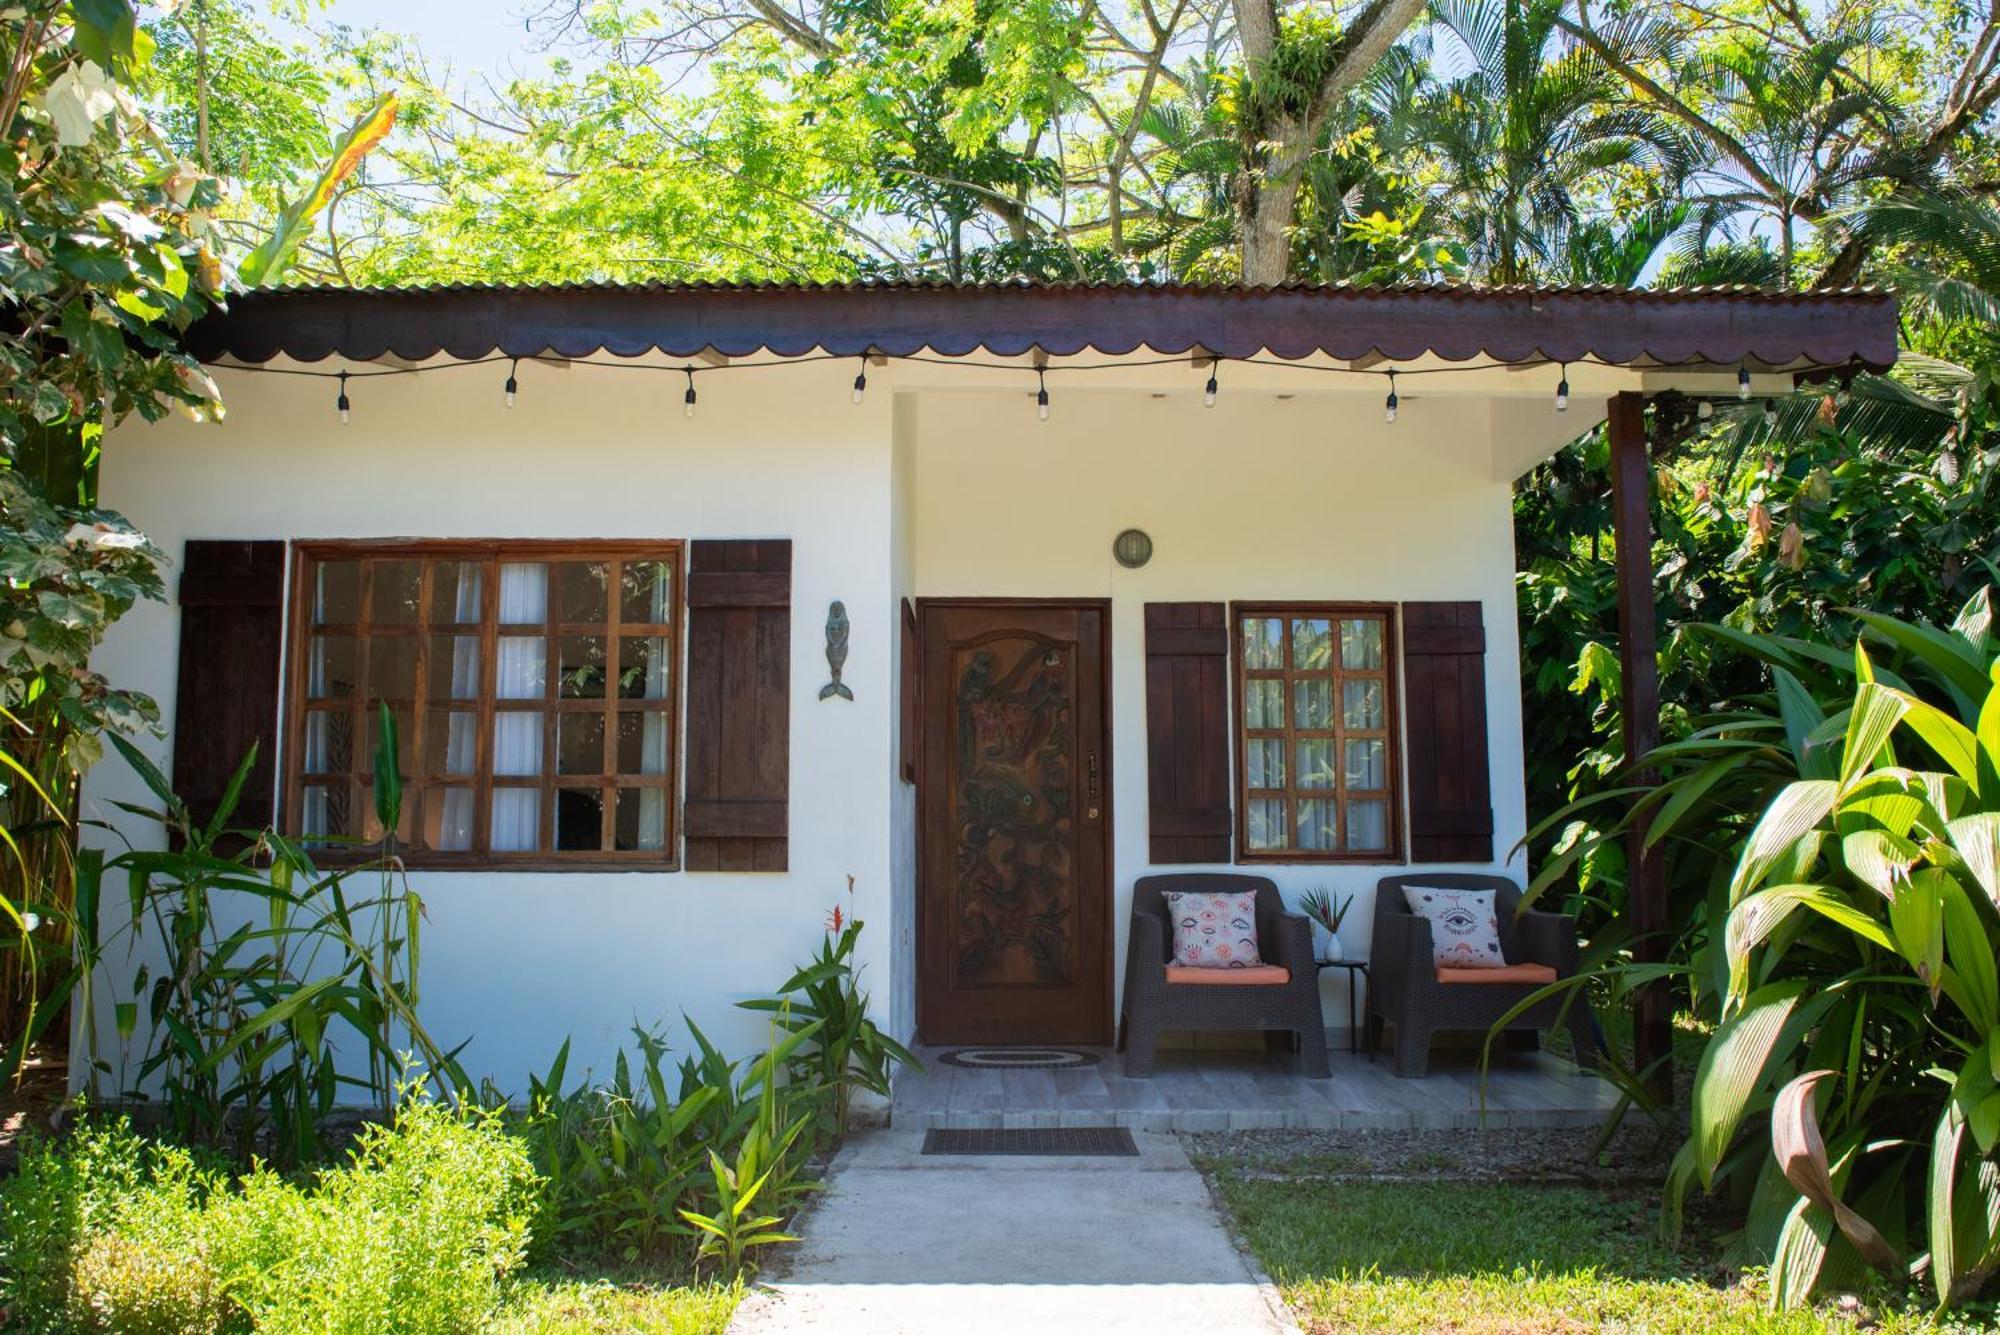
[739, 889, 916, 1140]
[0, 1097, 538, 1334]
[515, 1014, 825, 1271]
[83, 714, 467, 1165]
[0, 473, 168, 1066]
[1667, 627, 2000, 1309]
[1543, 595, 2000, 1308]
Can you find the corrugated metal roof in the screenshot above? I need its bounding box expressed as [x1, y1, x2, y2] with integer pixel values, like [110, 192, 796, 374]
[224, 277, 1892, 301]
[189, 279, 1900, 372]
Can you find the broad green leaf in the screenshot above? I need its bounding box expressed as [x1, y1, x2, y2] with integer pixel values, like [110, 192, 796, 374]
[241, 92, 400, 286]
[1948, 813, 2000, 909]
[1769, 1197, 1834, 1311]
[1888, 868, 1949, 995]
[1841, 828, 1920, 896]
[1774, 668, 1833, 778]
[1643, 751, 1756, 850]
[1727, 883, 1892, 1001]
[1841, 683, 1908, 789]
[1694, 982, 1804, 1186]
[1940, 878, 1998, 1032]
[1848, 608, 1990, 713]
[1931, 1102, 1971, 1306]
[1899, 694, 1980, 784]
[1730, 780, 1839, 904]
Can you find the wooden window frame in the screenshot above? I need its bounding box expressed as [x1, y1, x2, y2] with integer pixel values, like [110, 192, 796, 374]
[283, 539, 685, 871]
[1229, 601, 1403, 864]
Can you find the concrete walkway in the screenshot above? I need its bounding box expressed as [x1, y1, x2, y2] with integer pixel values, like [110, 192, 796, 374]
[728, 1129, 1297, 1335]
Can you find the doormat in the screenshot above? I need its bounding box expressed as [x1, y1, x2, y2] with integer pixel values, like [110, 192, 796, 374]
[922, 1127, 1138, 1157]
[937, 1048, 1100, 1070]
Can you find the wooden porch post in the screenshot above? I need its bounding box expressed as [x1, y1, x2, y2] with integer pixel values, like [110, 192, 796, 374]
[1606, 391, 1672, 1100]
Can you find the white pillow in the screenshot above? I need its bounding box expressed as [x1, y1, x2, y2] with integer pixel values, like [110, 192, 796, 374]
[1404, 886, 1506, 968]
[1162, 890, 1263, 969]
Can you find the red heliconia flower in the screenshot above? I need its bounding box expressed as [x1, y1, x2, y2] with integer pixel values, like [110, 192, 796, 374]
[826, 903, 845, 935]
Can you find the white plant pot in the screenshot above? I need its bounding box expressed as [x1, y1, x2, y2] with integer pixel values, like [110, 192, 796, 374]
[1313, 923, 1343, 962]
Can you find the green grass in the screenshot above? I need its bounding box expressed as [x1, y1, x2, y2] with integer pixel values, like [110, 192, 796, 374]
[488, 1271, 742, 1334]
[1211, 1174, 1957, 1334]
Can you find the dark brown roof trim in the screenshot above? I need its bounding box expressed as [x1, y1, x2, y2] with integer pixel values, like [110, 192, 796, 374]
[186, 281, 1900, 373]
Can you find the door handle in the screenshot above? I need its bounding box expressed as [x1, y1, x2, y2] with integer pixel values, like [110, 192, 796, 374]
[1086, 751, 1100, 820]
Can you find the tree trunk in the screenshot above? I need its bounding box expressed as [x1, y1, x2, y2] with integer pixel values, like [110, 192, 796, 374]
[1229, 0, 1429, 284]
[1237, 115, 1311, 284]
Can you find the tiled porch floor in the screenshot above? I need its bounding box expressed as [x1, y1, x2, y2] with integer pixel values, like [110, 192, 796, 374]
[891, 1043, 1619, 1133]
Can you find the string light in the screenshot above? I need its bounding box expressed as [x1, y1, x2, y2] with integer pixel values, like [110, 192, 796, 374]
[222, 351, 1856, 428]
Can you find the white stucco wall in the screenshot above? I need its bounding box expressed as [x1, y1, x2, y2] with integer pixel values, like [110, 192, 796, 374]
[90, 357, 901, 1096]
[902, 387, 1531, 1038]
[89, 353, 1548, 1095]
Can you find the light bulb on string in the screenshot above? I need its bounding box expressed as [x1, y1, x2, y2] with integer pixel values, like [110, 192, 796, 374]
[504, 358, 519, 409]
[1697, 399, 1714, 421]
[1036, 368, 1050, 422]
[852, 356, 868, 405]
[1835, 376, 1852, 408]
[1737, 364, 1752, 400]
[336, 371, 351, 425]
[1555, 363, 1569, 413]
[1204, 361, 1218, 408]
[1384, 371, 1399, 424]
[1764, 398, 1779, 428]
[683, 367, 697, 420]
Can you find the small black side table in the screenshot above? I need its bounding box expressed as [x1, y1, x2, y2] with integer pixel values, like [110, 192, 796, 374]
[1313, 959, 1370, 1056]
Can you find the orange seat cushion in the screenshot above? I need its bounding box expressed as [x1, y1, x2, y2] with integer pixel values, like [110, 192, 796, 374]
[1165, 964, 1291, 986]
[1436, 963, 1559, 986]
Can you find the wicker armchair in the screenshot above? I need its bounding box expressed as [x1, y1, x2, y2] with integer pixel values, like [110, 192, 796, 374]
[1367, 872, 1594, 1078]
[1117, 873, 1329, 1079]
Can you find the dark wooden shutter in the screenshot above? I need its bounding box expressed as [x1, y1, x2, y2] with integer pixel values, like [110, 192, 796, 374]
[1401, 601, 1494, 862]
[684, 540, 791, 871]
[173, 541, 286, 841]
[1144, 602, 1232, 862]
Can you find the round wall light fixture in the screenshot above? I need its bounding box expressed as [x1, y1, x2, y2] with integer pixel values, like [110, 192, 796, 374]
[1113, 528, 1154, 569]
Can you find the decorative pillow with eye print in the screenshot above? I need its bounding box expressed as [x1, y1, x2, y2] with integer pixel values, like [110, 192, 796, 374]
[1405, 886, 1506, 968]
[1162, 890, 1263, 968]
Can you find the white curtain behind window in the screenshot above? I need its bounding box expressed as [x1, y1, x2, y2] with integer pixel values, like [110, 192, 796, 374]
[434, 566, 483, 850]
[637, 566, 670, 849]
[492, 563, 547, 850]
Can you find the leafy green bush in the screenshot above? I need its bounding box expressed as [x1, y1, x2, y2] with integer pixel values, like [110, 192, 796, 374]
[1666, 625, 2000, 1308]
[0, 1119, 222, 1334]
[1557, 595, 2000, 1309]
[0, 1098, 540, 1334]
[739, 899, 917, 1140]
[84, 711, 469, 1167]
[223, 1098, 540, 1333]
[516, 1015, 823, 1271]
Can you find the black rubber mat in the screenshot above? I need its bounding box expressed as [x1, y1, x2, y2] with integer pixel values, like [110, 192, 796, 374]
[921, 1127, 1138, 1157]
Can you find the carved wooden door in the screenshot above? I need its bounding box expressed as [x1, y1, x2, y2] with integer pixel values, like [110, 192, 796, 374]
[917, 601, 1111, 1046]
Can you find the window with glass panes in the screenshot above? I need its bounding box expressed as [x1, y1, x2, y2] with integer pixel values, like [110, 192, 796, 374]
[285, 543, 681, 866]
[1233, 605, 1399, 860]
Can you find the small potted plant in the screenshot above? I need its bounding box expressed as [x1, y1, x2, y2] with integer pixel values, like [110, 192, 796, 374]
[1297, 887, 1353, 962]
